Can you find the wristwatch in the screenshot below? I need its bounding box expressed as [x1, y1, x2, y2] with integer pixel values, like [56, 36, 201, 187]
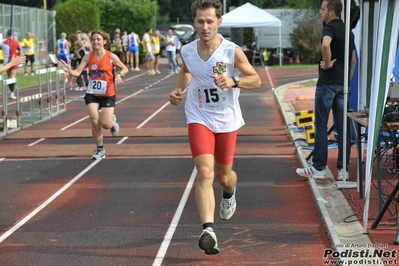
[232, 76, 240, 88]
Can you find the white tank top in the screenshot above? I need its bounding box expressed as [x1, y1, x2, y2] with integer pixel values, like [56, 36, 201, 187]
[182, 36, 244, 132]
[129, 34, 138, 46]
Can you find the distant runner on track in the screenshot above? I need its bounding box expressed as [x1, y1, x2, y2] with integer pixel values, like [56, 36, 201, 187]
[58, 30, 128, 160]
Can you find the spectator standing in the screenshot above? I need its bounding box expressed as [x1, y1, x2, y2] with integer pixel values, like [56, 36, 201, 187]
[1, 30, 22, 99]
[173, 27, 182, 70]
[66, 34, 79, 90]
[73, 40, 89, 91]
[151, 30, 165, 74]
[122, 31, 129, 65]
[22, 32, 38, 76]
[111, 28, 123, 63]
[81, 32, 91, 53]
[57, 32, 70, 64]
[296, 0, 356, 180]
[142, 28, 155, 76]
[128, 31, 141, 71]
[165, 28, 177, 74]
[75, 29, 82, 41]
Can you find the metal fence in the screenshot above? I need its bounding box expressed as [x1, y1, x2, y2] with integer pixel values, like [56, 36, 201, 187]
[0, 68, 67, 137]
[0, 4, 56, 65]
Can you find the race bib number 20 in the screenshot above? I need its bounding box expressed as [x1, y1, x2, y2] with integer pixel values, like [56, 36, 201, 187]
[87, 80, 107, 95]
[197, 87, 229, 109]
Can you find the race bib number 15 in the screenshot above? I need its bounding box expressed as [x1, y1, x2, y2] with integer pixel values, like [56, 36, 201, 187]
[87, 80, 107, 95]
[197, 87, 229, 109]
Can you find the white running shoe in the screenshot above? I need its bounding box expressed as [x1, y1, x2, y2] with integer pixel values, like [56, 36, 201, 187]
[220, 187, 236, 220]
[10, 92, 16, 100]
[110, 114, 120, 137]
[337, 169, 349, 181]
[296, 166, 326, 179]
[198, 227, 220, 255]
[92, 148, 105, 160]
[155, 69, 161, 74]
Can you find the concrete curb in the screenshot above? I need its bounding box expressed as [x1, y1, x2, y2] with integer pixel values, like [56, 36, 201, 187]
[273, 80, 380, 265]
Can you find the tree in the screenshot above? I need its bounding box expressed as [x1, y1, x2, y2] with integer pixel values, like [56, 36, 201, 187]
[92, 0, 158, 36]
[55, 0, 100, 37]
[290, 16, 322, 64]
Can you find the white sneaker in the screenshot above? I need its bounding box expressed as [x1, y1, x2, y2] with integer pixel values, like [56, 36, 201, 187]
[92, 148, 105, 160]
[175, 69, 180, 74]
[110, 114, 120, 137]
[296, 166, 326, 179]
[337, 169, 349, 181]
[151, 69, 156, 75]
[198, 228, 220, 255]
[155, 69, 161, 74]
[31, 72, 35, 76]
[220, 187, 236, 220]
[10, 92, 16, 100]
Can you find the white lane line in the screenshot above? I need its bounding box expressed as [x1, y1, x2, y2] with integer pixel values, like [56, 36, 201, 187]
[153, 167, 197, 266]
[28, 138, 45, 146]
[0, 159, 102, 244]
[60, 116, 90, 130]
[117, 136, 128, 144]
[61, 72, 168, 130]
[25, 75, 173, 146]
[137, 102, 170, 129]
[265, 66, 275, 90]
[115, 101, 171, 145]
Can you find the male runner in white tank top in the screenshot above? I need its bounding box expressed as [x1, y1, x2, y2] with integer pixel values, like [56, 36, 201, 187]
[169, 0, 261, 255]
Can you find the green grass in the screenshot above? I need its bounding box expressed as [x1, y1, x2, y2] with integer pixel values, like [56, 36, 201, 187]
[299, 79, 317, 87]
[268, 63, 317, 70]
[1, 66, 57, 93]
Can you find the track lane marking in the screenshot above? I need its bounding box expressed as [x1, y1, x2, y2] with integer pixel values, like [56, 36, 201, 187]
[153, 167, 197, 266]
[0, 159, 101, 244]
[265, 66, 275, 90]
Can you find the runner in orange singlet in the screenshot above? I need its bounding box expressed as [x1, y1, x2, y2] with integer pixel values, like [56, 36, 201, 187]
[58, 30, 128, 160]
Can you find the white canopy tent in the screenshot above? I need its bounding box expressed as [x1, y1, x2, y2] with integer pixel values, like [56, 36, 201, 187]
[220, 2, 282, 65]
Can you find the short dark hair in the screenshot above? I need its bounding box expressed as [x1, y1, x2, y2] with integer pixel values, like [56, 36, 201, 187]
[191, 0, 223, 19]
[325, 0, 342, 18]
[7, 29, 12, 37]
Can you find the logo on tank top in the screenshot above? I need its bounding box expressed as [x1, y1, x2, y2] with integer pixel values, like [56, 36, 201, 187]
[213, 62, 226, 75]
[91, 64, 98, 71]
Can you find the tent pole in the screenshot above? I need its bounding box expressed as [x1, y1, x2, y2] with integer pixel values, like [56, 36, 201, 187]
[279, 26, 282, 66]
[336, 0, 357, 189]
[223, 0, 226, 14]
